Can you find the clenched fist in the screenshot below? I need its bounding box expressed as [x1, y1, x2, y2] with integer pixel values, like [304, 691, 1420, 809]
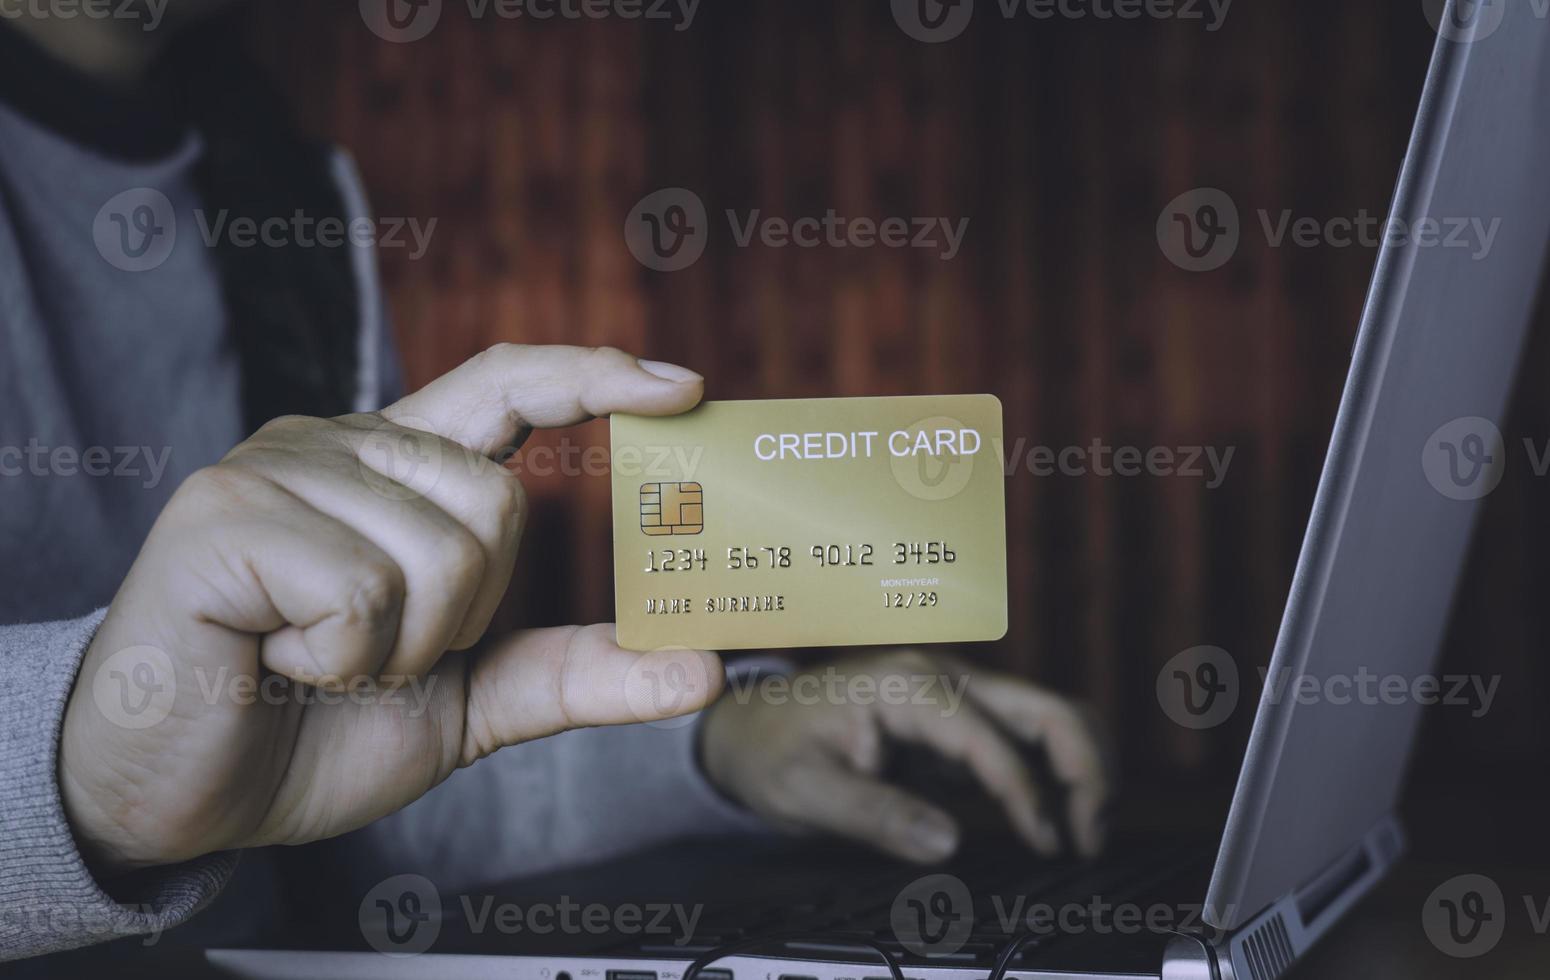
[60, 345, 722, 874]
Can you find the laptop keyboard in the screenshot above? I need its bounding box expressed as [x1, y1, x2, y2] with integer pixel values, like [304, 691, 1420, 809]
[629, 842, 1213, 962]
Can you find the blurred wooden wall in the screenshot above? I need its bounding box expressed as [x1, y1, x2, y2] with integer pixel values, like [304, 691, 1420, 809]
[245, 0, 1550, 791]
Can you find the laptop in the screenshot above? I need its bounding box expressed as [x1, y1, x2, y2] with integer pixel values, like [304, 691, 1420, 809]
[208, 1, 1550, 977]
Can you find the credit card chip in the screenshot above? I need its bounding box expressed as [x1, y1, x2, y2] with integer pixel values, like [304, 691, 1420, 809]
[640, 482, 703, 536]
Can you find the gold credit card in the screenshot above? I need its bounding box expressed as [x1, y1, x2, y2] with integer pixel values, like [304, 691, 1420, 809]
[611, 395, 1008, 651]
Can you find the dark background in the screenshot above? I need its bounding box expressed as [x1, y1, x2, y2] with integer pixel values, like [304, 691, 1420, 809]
[245, 0, 1546, 894]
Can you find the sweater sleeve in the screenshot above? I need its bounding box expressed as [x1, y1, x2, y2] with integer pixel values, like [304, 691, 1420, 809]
[0, 611, 238, 962]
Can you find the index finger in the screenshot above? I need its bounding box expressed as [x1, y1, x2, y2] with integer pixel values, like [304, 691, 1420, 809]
[874, 696, 1061, 856]
[959, 671, 1112, 858]
[381, 345, 705, 457]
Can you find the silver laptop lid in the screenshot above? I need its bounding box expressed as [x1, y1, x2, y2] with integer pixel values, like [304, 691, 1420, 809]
[1204, 0, 1550, 931]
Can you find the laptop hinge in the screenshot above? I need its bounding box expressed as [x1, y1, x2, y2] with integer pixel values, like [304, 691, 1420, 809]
[1204, 815, 1406, 980]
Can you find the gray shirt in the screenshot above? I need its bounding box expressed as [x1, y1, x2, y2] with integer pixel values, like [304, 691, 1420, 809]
[0, 89, 761, 963]
[0, 102, 241, 621]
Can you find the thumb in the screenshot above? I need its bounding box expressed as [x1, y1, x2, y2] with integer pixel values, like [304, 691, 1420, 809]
[381, 345, 704, 457]
[458, 624, 724, 765]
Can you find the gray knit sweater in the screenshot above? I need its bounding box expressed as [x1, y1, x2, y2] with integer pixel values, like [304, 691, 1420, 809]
[0, 91, 761, 963]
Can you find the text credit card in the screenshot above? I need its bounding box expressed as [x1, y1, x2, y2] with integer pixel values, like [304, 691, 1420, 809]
[611, 395, 1008, 651]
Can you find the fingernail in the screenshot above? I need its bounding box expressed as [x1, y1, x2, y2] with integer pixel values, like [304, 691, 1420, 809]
[908, 811, 959, 860]
[639, 359, 703, 384]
